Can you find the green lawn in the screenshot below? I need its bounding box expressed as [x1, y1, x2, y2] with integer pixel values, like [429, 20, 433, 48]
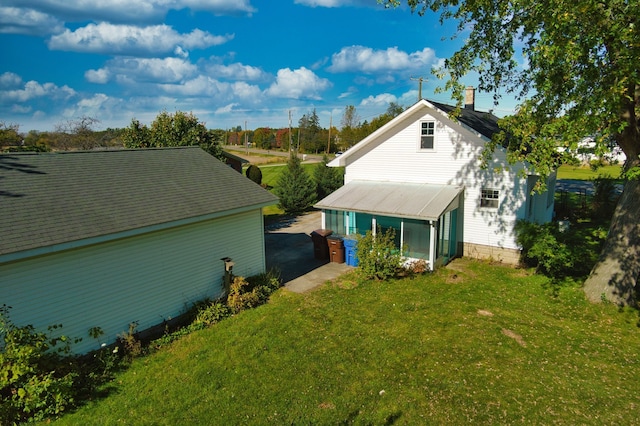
[52, 259, 640, 425]
[557, 164, 622, 180]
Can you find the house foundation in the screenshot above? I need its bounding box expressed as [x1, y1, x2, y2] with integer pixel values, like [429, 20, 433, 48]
[463, 242, 521, 265]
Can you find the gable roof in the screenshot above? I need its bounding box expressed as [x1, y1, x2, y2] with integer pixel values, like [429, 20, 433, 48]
[428, 100, 500, 140]
[330, 99, 501, 167]
[1, 147, 277, 259]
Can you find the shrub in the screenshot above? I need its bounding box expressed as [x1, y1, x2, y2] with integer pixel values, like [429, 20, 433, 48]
[515, 220, 606, 284]
[356, 227, 405, 280]
[226, 270, 283, 314]
[246, 164, 263, 185]
[0, 305, 79, 424]
[192, 302, 231, 329]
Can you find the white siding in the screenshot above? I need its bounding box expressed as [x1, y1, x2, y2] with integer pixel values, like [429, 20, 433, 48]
[343, 108, 534, 251]
[0, 209, 266, 354]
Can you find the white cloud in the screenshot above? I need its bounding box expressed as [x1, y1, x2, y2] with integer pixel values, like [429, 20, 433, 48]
[0, 7, 64, 35]
[159, 76, 262, 102]
[85, 69, 111, 84]
[360, 93, 398, 106]
[215, 103, 239, 114]
[0, 72, 23, 89]
[1, 80, 76, 103]
[48, 23, 233, 56]
[265, 67, 331, 100]
[328, 45, 440, 74]
[1, 1, 256, 25]
[88, 57, 198, 85]
[204, 62, 265, 81]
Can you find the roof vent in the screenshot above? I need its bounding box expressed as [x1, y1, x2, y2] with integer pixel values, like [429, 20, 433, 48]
[465, 86, 475, 110]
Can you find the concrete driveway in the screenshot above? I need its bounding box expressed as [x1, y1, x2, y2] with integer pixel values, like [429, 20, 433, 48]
[265, 211, 353, 293]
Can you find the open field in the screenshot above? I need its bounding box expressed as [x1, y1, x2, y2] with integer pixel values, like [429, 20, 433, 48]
[52, 259, 640, 425]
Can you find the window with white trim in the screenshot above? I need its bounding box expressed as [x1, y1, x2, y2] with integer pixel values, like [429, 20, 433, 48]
[420, 121, 435, 150]
[480, 188, 499, 208]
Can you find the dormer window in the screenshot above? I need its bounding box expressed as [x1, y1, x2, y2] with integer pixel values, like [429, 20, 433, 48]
[420, 121, 435, 150]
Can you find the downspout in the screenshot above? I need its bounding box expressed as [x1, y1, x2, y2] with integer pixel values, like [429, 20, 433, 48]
[429, 220, 437, 271]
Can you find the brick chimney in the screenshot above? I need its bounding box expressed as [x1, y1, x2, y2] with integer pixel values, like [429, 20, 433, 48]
[464, 86, 475, 110]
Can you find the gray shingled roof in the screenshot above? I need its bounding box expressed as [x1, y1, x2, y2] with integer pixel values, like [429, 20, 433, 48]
[428, 100, 501, 139]
[0, 147, 277, 257]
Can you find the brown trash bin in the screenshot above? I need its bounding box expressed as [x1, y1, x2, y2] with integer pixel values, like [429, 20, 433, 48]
[311, 229, 333, 260]
[327, 235, 345, 263]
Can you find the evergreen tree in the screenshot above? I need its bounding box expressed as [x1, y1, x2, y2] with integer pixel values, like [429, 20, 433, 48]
[314, 155, 343, 200]
[275, 155, 316, 215]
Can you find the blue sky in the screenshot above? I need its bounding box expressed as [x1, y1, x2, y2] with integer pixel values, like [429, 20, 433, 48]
[0, 0, 518, 132]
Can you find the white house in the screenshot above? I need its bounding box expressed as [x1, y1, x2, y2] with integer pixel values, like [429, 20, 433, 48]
[0, 147, 277, 353]
[315, 91, 555, 270]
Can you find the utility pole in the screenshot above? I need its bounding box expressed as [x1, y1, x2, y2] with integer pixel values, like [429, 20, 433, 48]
[288, 110, 293, 156]
[411, 76, 426, 101]
[244, 120, 248, 154]
[327, 113, 332, 154]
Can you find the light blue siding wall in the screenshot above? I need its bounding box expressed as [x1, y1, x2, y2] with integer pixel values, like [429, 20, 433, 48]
[0, 209, 266, 354]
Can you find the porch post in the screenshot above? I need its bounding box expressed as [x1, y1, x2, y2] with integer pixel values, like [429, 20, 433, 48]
[320, 210, 326, 229]
[429, 220, 437, 271]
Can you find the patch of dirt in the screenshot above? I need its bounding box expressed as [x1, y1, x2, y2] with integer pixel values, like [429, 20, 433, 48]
[502, 328, 527, 347]
[477, 309, 494, 317]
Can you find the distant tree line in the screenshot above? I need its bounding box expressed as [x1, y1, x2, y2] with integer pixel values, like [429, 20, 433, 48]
[1, 102, 406, 155]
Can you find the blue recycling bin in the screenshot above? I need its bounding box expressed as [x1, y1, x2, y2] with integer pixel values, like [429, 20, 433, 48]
[343, 237, 359, 267]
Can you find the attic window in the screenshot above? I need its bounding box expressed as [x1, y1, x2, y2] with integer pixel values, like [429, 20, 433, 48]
[480, 188, 499, 208]
[420, 121, 435, 150]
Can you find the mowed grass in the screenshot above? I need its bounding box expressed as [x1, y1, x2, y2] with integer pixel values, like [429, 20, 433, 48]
[53, 259, 640, 425]
[557, 164, 622, 180]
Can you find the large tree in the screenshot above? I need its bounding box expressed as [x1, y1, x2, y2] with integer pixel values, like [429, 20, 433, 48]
[123, 110, 225, 162]
[387, 0, 640, 305]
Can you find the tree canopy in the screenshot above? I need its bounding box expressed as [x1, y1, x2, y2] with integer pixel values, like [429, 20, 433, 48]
[122, 110, 225, 162]
[387, 0, 640, 305]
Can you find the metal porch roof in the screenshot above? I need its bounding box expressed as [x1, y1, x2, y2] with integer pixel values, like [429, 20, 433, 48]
[314, 180, 463, 221]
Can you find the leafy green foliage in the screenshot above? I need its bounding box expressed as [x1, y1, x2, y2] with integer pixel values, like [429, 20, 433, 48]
[191, 302, 231, 330]
[122, 110, 226, 162]
[274, 155, 316, 215]
[313, 155, 343, 200]
[226, 270, 282, 314]
[245, 164, 263, 185]
[0, 305, 78, 424]
[515, 220, 606, 284]
[356, 227, 405, 280]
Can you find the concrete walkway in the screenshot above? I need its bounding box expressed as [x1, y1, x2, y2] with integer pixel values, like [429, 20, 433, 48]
[265, 211, 353, 293]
